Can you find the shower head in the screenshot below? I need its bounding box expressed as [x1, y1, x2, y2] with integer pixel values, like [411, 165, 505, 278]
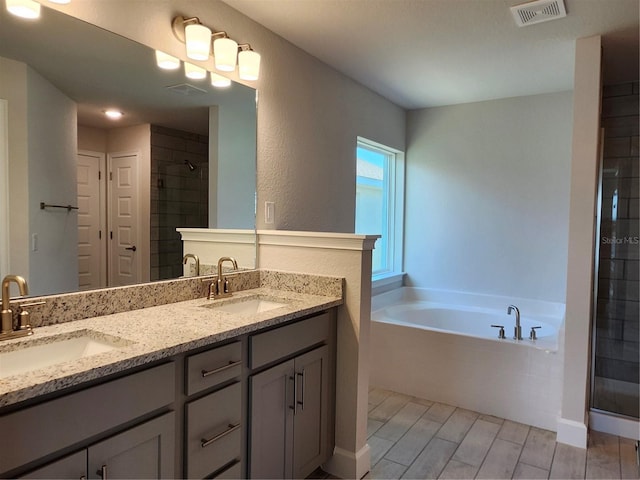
[184, 159, 197, 172]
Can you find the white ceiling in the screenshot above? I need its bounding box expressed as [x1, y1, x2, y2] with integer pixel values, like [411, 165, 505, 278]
[223, 0, 640, 109]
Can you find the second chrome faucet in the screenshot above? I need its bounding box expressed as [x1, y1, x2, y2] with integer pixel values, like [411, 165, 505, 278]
[208, 257, 238, 300]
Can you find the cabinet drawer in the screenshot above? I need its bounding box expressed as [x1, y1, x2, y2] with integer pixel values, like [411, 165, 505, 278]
[186, 341, 242, 396]
[0, 362, 175, 475]
[250, 312, 331, 369]
[185, 382, 241, 479]
[213, 460, 242, 479]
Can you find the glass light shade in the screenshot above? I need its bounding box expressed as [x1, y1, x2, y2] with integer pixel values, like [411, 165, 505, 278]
[185, 23, 211, 61]
[48, 0, 71, 4]
[184, 62, 206, 80]
[214, 37, 238, 72]
[6, 0, 41, 19]
[155, 50, 180, 70]
[238, 50, 261, 81]
[211, 73, 231, 88]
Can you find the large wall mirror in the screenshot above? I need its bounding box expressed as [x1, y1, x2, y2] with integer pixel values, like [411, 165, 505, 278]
[0, 5, 257, 297]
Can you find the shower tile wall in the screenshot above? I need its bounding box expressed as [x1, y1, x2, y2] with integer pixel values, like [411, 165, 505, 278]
[593, 81, 639, 418]
[150, 125, 209, 281]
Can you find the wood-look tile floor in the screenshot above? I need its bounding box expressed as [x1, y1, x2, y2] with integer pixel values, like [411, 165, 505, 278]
[310, 388, 640, 479]
[365, 388, 639, 480]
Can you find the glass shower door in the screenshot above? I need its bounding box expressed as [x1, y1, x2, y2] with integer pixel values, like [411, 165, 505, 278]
[591, 82, 639, 420]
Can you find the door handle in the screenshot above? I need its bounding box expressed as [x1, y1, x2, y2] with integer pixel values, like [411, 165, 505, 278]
[125, 245, 137, 251]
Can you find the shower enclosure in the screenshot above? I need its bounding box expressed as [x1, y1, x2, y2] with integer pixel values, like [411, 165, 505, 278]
[591, 81, 639, 432]
[150, 126, 209, 281]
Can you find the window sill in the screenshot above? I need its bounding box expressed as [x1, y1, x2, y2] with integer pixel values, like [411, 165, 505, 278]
[372, 272, 405, 290]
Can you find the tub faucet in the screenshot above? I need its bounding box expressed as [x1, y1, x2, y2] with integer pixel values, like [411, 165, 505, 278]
[209, 257, 238, 299]
[182, 253, 200, 276]
[508, 305, 522, 340]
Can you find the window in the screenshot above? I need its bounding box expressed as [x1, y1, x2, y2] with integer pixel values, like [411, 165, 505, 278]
[355, 138, 404, 279]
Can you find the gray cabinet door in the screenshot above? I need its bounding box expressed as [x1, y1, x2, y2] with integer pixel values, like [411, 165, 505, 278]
[20, 450, 87, 479]
[292, 345, 330, 479]
[249, 359, 294, 479]
[87, 412, 175, 479]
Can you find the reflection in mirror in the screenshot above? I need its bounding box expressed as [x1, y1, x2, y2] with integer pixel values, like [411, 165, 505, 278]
[0, 5, 257, 297]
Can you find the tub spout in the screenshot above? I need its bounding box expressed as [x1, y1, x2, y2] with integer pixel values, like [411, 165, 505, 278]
[508, 305, 522, 340]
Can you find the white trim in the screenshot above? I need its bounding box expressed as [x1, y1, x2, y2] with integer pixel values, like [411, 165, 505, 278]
[0, 100, 8, 278]
[372, 271, 405, 286]
[556, 417, 588, 449]
[590, 411, 640, 441]
[177, 228, 255, 244]
[257, 230, 379, 251]
[323, 444, 371, 480]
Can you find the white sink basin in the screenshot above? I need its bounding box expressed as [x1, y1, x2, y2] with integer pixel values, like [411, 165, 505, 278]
[206, 298, 288, 315]
[0, 332, 127, 379]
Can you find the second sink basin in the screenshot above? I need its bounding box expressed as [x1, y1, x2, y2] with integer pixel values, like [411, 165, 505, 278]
[203, 297, 288, 315]
[0, 330, 130, 379]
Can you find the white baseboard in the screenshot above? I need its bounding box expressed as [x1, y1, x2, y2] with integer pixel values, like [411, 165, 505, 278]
[556, 417, 588, 448]
[323, 444, 371, 479]
[590, 411, 640, 441]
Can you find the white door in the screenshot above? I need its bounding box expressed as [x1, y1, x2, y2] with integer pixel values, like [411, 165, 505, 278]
[77, 150, 106, 290]
[108, 152, 140, 286]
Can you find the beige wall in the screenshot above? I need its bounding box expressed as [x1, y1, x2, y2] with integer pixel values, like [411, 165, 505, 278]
[0, 57, 29, 287]
[46, 0, 406, 233]
[405, 91, 573, 303]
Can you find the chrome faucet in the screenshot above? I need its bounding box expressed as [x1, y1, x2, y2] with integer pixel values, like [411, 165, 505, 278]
[209, 257, 238, 299]
[182, 253, 200, 276]
[1, 275, 33, 339]
[508, 305, 522, 340]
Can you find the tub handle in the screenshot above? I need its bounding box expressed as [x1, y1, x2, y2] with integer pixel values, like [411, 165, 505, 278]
[529, 326, 541, 340]
[491, 325, 506, 339]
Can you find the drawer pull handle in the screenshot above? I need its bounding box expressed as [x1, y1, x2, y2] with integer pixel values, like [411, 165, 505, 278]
[201, 360, 242, 378]
[98, 465, 107, 480]
[201, 423, 241, 448]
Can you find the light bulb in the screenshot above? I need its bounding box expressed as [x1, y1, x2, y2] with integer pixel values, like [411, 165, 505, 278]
[238, 50, 261, 81]
[185, 23, 212, 61]
[104, 110, 123, 119]
[214, 37, 238, 72]
[184, 62, 206, 80]
[155, 50, 180, 70]
[211, 73, 231, 88]
[6, 0, 41, 19]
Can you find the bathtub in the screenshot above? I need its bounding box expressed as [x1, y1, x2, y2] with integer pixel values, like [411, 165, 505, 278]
[370, 288, 565, 431]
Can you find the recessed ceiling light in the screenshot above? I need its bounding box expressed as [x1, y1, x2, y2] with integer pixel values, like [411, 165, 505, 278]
[104, 109, 123, 119]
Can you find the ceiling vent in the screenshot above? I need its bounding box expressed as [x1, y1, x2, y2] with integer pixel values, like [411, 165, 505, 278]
[510, 0, 566, 27]
[165, 83, 208, 96]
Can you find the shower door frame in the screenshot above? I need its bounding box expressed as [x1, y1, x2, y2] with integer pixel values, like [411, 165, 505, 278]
[589, 127, 640, 440]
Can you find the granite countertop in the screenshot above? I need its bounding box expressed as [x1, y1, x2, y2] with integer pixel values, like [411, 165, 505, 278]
[0, 288, 342, 408]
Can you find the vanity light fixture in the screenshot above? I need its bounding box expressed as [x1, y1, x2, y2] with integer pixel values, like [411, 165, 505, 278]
[184, 62, 206, 80]
[211, 73, 231, 88]
[155, 50, 180, 70]
[104, 109, 123, 119]
[5, 0, 41, 19]
[171, 15, 260, 80]
[238, 45, 261, 81]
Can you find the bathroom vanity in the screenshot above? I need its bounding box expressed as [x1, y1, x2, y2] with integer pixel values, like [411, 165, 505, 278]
[0, 286, 340, 479]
